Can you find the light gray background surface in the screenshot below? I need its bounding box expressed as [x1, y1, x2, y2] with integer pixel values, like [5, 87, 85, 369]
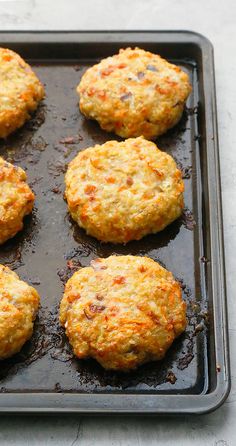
[0, 0, 235, 444]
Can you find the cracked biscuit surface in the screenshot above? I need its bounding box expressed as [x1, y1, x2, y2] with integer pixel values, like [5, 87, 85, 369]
[60, 255, 186, 371]
[78, 47, 191, 139]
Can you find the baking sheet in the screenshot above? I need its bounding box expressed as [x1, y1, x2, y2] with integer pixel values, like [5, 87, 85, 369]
[0, 31, 230, 413]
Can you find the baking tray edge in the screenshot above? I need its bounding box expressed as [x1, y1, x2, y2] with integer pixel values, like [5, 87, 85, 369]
[0, 30, 230, 414]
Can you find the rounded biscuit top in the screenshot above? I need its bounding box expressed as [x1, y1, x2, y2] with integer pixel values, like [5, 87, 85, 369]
[0, 47, 45, 138]
[0, 264, 40, 360]
[65, 136, 184, 244]
[60, 255, 187, 371]
[0, 156, 35, 245]
[78, 47, 191, 139]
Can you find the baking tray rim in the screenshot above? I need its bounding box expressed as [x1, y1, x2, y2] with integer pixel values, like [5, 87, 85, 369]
[0, 30, 230, 415]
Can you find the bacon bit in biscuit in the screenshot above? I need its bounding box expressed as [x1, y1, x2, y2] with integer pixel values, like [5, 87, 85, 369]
[67, 293, 80, 303]
[146, 64, 158, 72]
[109, 306, 119, 317]
[3, 54, 12, 62]
[100, 63, 126, 77]
[139, 265, 147, 273]
[89, 304, 105, 313]
[148, 311, 161, 324]
[167, 323, 174, 331]
[137, 71, 145, 79]
[118, 185, 127, 192]
[126, 176, 133, 186]
[84, 184, 97, 195]
[120, 92, 132, 101]
[80, 204, 88, 221]
[113, 276, 126, 285]
[166, 80, 178, 87]
[152, 168, 164, 178]
[127, 52, 139, 59]
[83, 309, 93, 320]
[20, 92, 30, 101]
[79, 154, 88, 161]
[101, 66, 115, 77]
[92, 203, 101, 212]
[155, 86, 169, 95]
[105, 176, 115, 184]
[87, 87, 96, 96]
[97, 90, 107, 100]
[90, 157, 103, 169]
[147, 163, 164, 178]
[96, 293, 104, 301]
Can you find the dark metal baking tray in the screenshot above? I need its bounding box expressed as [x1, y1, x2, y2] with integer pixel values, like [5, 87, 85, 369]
[0, 31, 230, 414]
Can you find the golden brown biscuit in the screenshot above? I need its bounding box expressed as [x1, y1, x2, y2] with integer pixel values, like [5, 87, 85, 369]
[65, 137, 184, 244]
[60, 255, 186, 371]
[0, 48, 44, 138]
[78, 47, 191, 139]
[0, 264, 40, 360]
[0, 157, 35, 245]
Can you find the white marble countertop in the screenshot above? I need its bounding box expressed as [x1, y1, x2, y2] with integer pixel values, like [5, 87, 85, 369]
[0, 0, 235, 444]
